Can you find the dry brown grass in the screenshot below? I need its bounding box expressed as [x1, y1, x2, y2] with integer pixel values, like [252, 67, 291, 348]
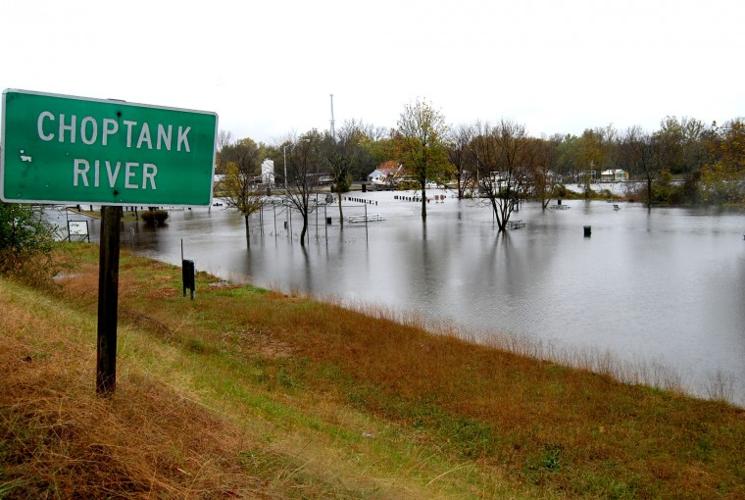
[3, 243, 745, 498]
[0, 288, 263, 498]
[2, 250, 521, 499]
[273, 301, 745, 496]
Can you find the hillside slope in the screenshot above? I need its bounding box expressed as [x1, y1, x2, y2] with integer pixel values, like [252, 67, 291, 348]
[1, 244, 744, 498]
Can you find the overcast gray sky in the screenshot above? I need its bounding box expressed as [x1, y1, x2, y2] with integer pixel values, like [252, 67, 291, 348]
[1, 0, 743, 143]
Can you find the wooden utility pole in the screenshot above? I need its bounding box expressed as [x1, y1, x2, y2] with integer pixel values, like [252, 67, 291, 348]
[96, 206, 122, 395]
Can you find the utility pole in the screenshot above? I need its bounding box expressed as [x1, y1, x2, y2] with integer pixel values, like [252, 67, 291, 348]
[329, 94, 336, 141]
[283, 145, 289, 190]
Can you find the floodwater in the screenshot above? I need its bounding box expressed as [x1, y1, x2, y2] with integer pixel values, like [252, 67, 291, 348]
[54, 191, 745, 404]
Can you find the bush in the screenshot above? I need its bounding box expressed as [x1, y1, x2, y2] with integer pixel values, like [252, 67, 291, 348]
[698, 163, 745, 205]
[396, 180, 420, 191]
[0, 203, 55, 254]
[0, 203, 57, 287]
[141, 210, 169, 226]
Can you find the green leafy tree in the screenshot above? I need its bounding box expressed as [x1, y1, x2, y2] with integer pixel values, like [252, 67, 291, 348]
[221, 138, 264, 248]
[361, 133, 396, 179]
[699, 119, 745, 204]
[395, 99, 452, 221]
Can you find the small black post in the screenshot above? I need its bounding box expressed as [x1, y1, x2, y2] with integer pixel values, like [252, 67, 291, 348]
[96, 206, 122, 395]
[584, 225, 592, 238]
[182, 259, 195, 300]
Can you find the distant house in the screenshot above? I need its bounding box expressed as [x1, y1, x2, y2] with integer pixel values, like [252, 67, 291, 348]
[601, 169, 629, 182]
[600, 170, 614, 182]
[367, 161, 403, 186]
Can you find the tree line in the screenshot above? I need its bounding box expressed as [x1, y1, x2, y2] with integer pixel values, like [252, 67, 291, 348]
[218, 100, 745, 243]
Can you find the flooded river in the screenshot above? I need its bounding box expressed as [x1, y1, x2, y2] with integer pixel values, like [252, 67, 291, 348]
[56, 192, 745, 404]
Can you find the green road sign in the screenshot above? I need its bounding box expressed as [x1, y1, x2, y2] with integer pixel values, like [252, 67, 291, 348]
[1, 89, 217, 206]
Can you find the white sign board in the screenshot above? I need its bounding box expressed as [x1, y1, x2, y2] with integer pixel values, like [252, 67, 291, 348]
[68, 220, 89, 236]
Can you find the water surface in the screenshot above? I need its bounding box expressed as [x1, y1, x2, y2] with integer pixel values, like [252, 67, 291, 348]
[56, 193, 745, 403]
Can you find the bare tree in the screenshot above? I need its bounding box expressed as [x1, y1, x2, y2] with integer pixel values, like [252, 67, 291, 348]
[447, 124, 475, 199]
[621, 126, 658, 209]
[324, 120, 366, 227]
[217, 130, 233, 150]
[396, 99, 451, 221]
[214, 130, 235, 174]
[471, 120, 530, 232]
[222, 138, 264, 248]
[530, 136, 561, 210]
[284, 132, 323, 246]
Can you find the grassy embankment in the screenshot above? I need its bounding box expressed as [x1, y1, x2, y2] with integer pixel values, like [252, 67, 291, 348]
[1, 244, 744, 498]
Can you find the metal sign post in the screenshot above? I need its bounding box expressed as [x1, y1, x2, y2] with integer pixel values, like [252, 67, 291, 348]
[96, 206, 122, 394]
[1, 89, 217, 396]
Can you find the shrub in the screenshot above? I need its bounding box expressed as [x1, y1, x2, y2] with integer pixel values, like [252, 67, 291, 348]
[0, 203, 55, 254]
[0, 203, 57, 287]
[141, 210, 169, 226]
[396, 180, 420, 191]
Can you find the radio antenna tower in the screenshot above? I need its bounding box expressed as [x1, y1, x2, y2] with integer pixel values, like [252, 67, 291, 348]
[329, 94, 336, 140]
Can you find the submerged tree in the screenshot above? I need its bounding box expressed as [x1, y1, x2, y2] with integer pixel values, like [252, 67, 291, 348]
[698, 119, 745, 204]
[471, 120, 531, 232]
[529, 135, 561, 210]
[284, 131, 324, 246]
[222, 138, 264, 248]
[395, 99, 451, 221]
[620, 126, 657, 209]
[323, 120, 367, 227]
[447, 124, 475, 199]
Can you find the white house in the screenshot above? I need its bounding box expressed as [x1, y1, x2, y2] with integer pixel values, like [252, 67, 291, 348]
[368, 161, 403, 186]
[601, 169, 629, 182]
[600, 169, 615, 182]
